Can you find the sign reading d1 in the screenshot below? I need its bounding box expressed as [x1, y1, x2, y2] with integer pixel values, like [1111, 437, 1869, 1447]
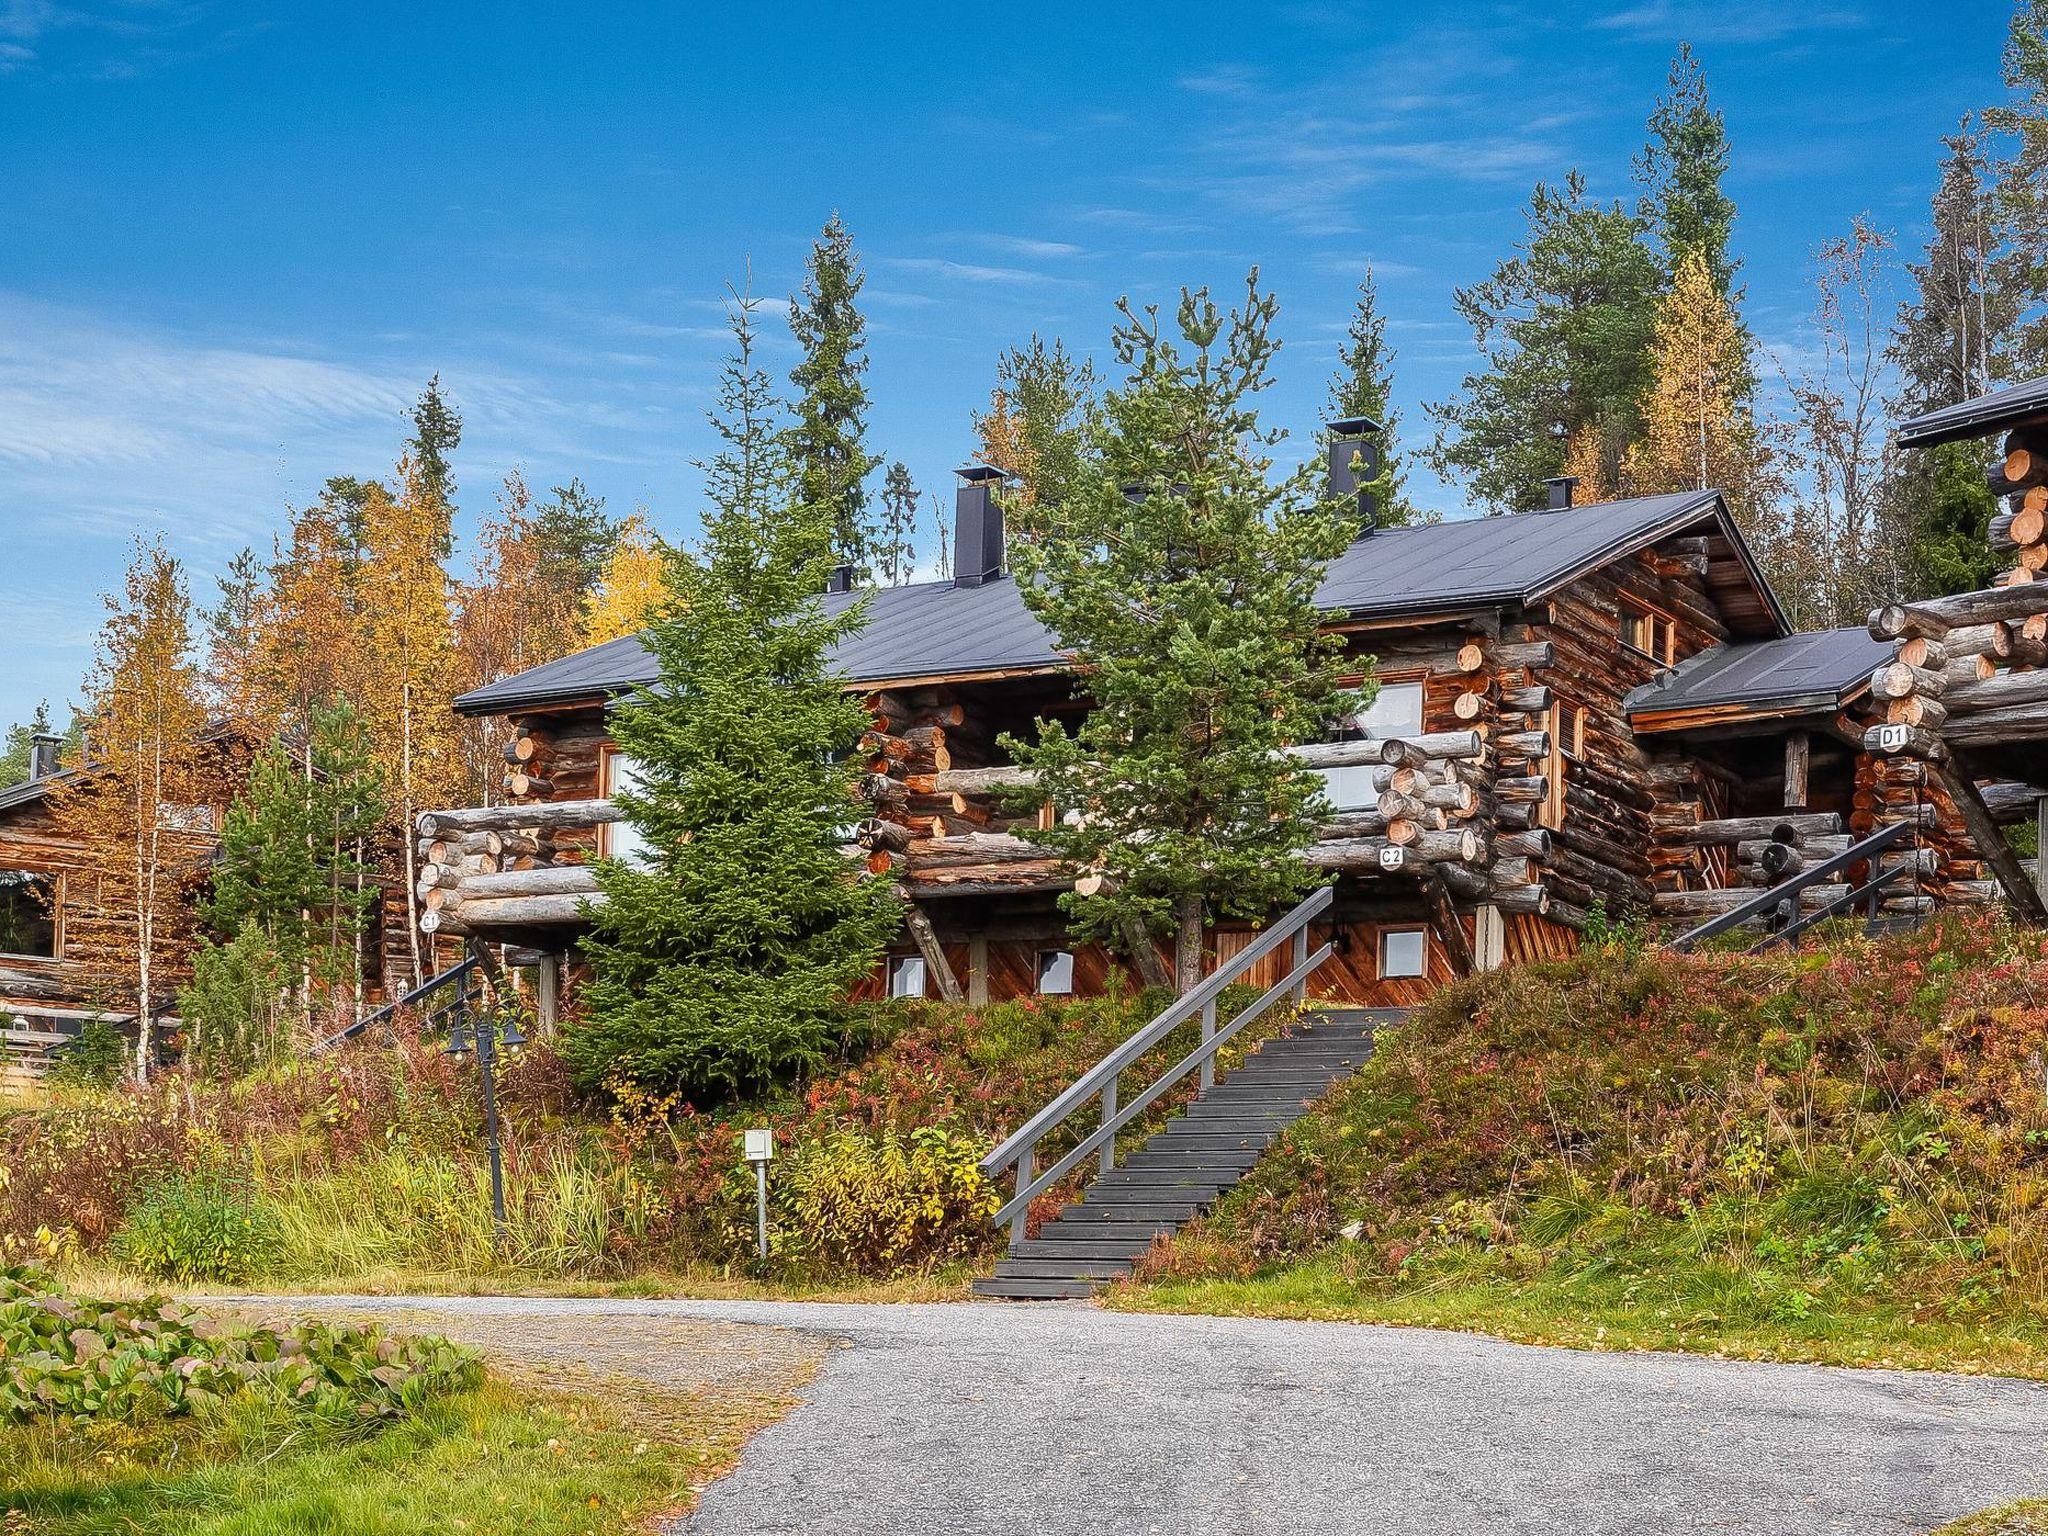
[744, 1128, 775, 1163]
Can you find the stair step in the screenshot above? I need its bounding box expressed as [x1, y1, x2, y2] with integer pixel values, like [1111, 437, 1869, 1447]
[1126, 1149, 1262, 1169]
[1167, 1113, 1297, 1129]
[971, 1277, 1098, 1300]
[1009, 1237, 1159, 1260]
[1044, 1219, 1195, 1239]
[1051, 1207, 1197, 1227]
[995, 1257, 1133, 1281]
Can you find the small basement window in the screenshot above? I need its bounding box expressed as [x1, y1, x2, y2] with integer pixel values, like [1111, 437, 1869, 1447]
[1036, 950, 1076, 996]
[887, 954, 928, 1000]
[1318, 764, 1378, 812]
[0, 869, 57, 959]
[1621, 601, 1677, 664]
[1378, 926, 1428, 980]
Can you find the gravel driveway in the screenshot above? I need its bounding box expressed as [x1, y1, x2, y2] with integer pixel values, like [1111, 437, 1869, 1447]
[269, 1295, 2048, 1535]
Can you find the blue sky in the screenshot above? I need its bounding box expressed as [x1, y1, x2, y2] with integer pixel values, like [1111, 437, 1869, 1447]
[0, 0, 2015, 730]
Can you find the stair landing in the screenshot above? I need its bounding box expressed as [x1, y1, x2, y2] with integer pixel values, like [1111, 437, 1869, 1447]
[972, 1007, 1395, 1300]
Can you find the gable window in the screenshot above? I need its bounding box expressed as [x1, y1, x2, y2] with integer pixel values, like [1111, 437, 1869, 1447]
[1621, 601, 1677, 665]
[1318, 677, 1424, 811]
[601, 746, 654, 868]
[1377, 926, 1428, 980]
[1036, 950, 1076, 996]
[0, 869, 58, 959]
[888, 954, 928, 1000]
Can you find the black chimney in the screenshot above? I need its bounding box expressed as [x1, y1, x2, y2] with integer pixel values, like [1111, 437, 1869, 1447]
[824, 562, 856, 595]
[28, 733, 61, 781]
[1544, 475, 1579, 512]
[1327, 416, 1384, 536]
[953, 465, 1007, 588]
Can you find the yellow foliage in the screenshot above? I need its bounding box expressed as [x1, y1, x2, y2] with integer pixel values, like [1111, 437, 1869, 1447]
[1626, 249, 1773, 510]
[584, 515, 668, 645]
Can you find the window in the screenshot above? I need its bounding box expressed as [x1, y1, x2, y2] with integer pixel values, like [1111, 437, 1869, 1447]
[1621, 601, 1677, 665]
[0, 869, 57, 959]
[1036, 950, 1076, 996]
[601, 747, 654, 868]
[1318, 677, 1423, 810]
[888, 954, 928, 1000]
[1344, 680, 1425, 740]
[1541, 701, 1587, 831]
[1378, 927, 1428, 980]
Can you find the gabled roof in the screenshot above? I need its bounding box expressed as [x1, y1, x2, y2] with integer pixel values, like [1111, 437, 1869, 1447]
[0, 770, 73, 817]
[1623, 627, 1888, 725]
[457, 488, 1775, 716]
[1895, 375, 2048, 449]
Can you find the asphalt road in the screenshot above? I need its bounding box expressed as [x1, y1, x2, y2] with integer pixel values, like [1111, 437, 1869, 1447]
[277, 1295, 2048, 1535]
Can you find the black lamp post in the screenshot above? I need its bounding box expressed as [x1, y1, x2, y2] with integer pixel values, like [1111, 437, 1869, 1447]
[444, 997, 526, 1247]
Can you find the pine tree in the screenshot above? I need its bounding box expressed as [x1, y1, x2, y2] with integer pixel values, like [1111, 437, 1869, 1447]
[1624, 249, 1777, 529]
[1637, 44, 1740, 301]
[789, 213, 883, 569]
[1326, 268, 1418, 525]
[52, 539, 210, 1080]
[874, 461, 921, 586]
[1429, 172, 1662, 512]
[972, 337, 1096, 514]
[531, 477, 620, 608]
[584, 514, 668, 644]
[1005, 274, 1361, 992]
[0, 703, 71, 790]
[1988, 0, 2048, 378]
[406, 375, 462, 558]
[567, 298, 899, 1097]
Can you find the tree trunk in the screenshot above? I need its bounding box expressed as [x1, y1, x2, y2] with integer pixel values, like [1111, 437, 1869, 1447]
[1173, 894, 1204, 996]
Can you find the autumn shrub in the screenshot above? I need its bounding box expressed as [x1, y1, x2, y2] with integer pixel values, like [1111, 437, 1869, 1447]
[1155, 912, 2048, 1318]
[719, 1123, 999, 1275]
[47, 1019, 124, 1088]
[111, 1169, 281, 1283]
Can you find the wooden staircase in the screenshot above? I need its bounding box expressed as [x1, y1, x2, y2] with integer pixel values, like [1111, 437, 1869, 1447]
[973, 1007, 1391, 1300]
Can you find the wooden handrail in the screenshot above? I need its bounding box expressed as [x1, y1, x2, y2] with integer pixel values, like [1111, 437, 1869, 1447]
[1665, 820, 1916, 954]
[310, 954, 484, 1054]
[980, 883, 1334, 1240]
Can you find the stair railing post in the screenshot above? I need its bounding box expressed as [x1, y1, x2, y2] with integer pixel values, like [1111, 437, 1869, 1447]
[1199, 997, 1218, 1095]
[1098, 1075, 1118, 1177]
[1289, 925, 1310, 1008]
[1010, 1142, 1033, 1245]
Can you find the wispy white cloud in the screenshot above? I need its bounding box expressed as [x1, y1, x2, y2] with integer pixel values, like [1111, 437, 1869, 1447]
[0, 0, 238, 79]
[884, 256, 1077, 287]
[966, 234, 1088, 260]
[1587, 0, 1867, 44]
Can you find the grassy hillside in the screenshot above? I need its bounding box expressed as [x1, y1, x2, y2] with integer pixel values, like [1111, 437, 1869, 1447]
[1129, 914, 2048, 1375]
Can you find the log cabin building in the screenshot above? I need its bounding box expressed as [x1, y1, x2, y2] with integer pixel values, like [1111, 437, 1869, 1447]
[414, 413, 2048, 1015]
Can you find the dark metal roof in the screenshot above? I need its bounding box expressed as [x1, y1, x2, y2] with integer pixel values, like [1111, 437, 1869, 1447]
[1623, 627, 1889, 721]
[457, 489, 1759, 716]
[0, 769, 75, 818]
[1896, 375, 2048, 449]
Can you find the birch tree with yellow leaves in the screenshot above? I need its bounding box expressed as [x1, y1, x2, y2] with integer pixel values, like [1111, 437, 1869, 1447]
[53, 539, 211, 1081]
[584, 513, 667, 644]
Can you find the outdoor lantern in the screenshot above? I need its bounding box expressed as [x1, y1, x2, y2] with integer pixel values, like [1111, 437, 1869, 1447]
[500, 1014, 527, 1050]
[444, 1018, 473, 1056]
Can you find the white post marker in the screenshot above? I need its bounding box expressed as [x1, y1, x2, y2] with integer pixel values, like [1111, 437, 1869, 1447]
[744, 1128, 775, 1261]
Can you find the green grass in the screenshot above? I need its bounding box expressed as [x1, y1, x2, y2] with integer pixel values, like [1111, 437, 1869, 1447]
[1935, 1500, 2048, 1534]
[0, 1371, 787, 1535]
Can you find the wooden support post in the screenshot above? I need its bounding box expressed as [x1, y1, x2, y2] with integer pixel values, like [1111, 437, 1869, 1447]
[1473, 904, 1506, 973]
[1422, 869, 1476, 977]
[968, 933, 989, 1006]
[901, 901, 964, 1003]
[1933, 760, 2048, 924]
[1199, 997, 1217, 1095]
[535, 953, 560, 1038]
[2037, 796, 2048, 913]
[1784, 732, 1810, 811]
[1098, 1075, 1118, 1177]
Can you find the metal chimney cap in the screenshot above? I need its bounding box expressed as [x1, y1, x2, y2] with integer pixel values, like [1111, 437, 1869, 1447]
[955, 463, 1007, 484]
[1543, 474, 1580, 511]
[1328, 415, 1385, 438]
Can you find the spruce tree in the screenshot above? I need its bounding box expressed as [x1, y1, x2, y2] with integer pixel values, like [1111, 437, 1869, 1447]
[532, 478, 620, 604]
[1326, 268, 1418, 525]
[1429, 173, 1661, 512]
[569, 298, 899, 1098]
[407, 374, 462, 557]
[875, 461, 921, 586]
[1005, 274, 1360, 993]
[789, 212, 883, 570]
[1988, 0, 2048, 378]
